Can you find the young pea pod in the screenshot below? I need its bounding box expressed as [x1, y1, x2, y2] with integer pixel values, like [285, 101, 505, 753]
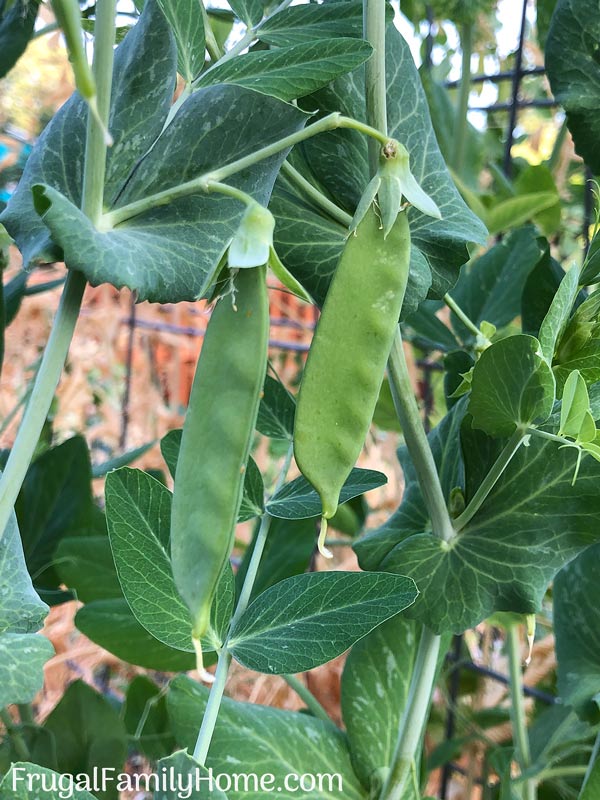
[294, 207, 410, 556]
[171, 266, 269, 655]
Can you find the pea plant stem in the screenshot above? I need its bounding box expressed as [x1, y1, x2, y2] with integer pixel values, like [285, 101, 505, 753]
[507, 626, 536, 800]
[361, 2, 456, 797]
[451, 22, 473, 173]
[193, 444, 294, 764]
[198, 0, 295, 75]
[380, 628, 442, 800]
[281, 674, 331, 723]
[443, 292, 483, 340]
[101, 114, 391, 228]
[0, 0, 116, 543]
[387, 333, 456, 544]
[453, 428, 526, 531]
[363, 0, 387, 173]
[280, 162, 352, 228]
[201, 1, 223, 63]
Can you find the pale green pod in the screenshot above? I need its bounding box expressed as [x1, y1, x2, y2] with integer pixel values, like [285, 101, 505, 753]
[171, 266, 269, 641]
[294, 207, 411, 556]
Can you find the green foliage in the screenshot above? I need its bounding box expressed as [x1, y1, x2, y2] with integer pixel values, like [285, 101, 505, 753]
[546, 0, 600, 172]
[228, 571, 418, 673]
[0, 0, 39, 79]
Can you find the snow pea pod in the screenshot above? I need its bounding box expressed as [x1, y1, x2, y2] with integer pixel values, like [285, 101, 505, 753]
[294, 207, 410, 555]
[171, 266, 269, 647]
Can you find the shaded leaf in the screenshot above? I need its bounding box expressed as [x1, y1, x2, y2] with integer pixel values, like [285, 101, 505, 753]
[258, 1, 366, 47]
[555, 542, 600, 722]
[546, 0, 600, 172]
[485, 192, 558, 236]
[156, 750, 228, 799]
[0, 0, 39, 79]
[256, 374, 295, 440]
[75, 599, 197, 672]
[0, 634, 54, 709]
[43, 681, 127, 800]
[123, 676, 174, 760]
[55, 535, 122, 603]
[0, 764, 96, 800]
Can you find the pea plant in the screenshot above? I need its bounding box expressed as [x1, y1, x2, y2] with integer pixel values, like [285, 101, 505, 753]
[1, 0, 600, 798]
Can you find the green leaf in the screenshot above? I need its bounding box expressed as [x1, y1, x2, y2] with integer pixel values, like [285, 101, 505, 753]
[235, 517, 316, 601]
[560, 370, 592, 440]
[449, 227, 546, 339]
[378, 416, 600, 633]
[282, 22, 487, 301]
[42, 680, 127, 800]
[30, 87, 305, 303]
[228, 571, 418, 673]
[341, 614, 418, 791]
[484, 192, 558, 236]
[168, 675, 367, 800]
[538, 265, 581, 363]
[228, 0, 263, 26]
[468, 335, 555, 437]
[555, 542, 600, 721]
[156, 751, 228, 800]
[105, 468, 193, 650]
[0, 512, 49, 635]
[0, 634, 54, 709]
[256, 374, 295, 440]
[0, 764, 97, 800]
[0, 0, 178, 266]
[0, 0, 39, 79]
[156, 0, 204, 83]
[554, 288, 600, 393]
[404, 300, 459, 352]
[546, 0, 600, 172]
[123, 676, 174, 760]
[55, 535, 122, 602]
[266, 467, 387, 519]
[16, 436, 94, 592]
[580, 757, 600, 799]
[258, 0, 366, 46]
[160, 429, 265, 520]
[75, 599, 197, 671]
[238, 456, 265, 521]
[198, 39, 373, 102]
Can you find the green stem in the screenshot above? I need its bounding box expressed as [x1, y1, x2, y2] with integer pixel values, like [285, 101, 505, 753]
[201, 1, 223, 63]
[581, 729, 600, 794]
[387, 332, 456, 544]
[452, 23, 473, 173]
[379, 628, 441, 800]
[547, 119, 568, 173]
[198, 0, 295, 76]
[453, 429, 526, 531]
[527, 427, 567, 447]
[280, 162, 352, 228]
[363, 0, 387, 173]
[360, 0, 455, 793]
[206, 181, 256, 206]
[507, 626, 536, 800]
[282, 674, 331, 723]
[0, 0, 116, 543]
[0, 708, 31, 762]
[102, 114, 390, 228]
[193, 444, 294, 764]
[444, 292, 485, 342]
[17, 704, 33, 725]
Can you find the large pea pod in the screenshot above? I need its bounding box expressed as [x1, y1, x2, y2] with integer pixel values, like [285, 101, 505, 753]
[171, 266, 269, 647]
[294, 207, 410, 555]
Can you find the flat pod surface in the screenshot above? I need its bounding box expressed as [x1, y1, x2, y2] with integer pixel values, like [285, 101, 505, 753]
[294, 207, 410, 519]
[171, 267, 269, 637]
